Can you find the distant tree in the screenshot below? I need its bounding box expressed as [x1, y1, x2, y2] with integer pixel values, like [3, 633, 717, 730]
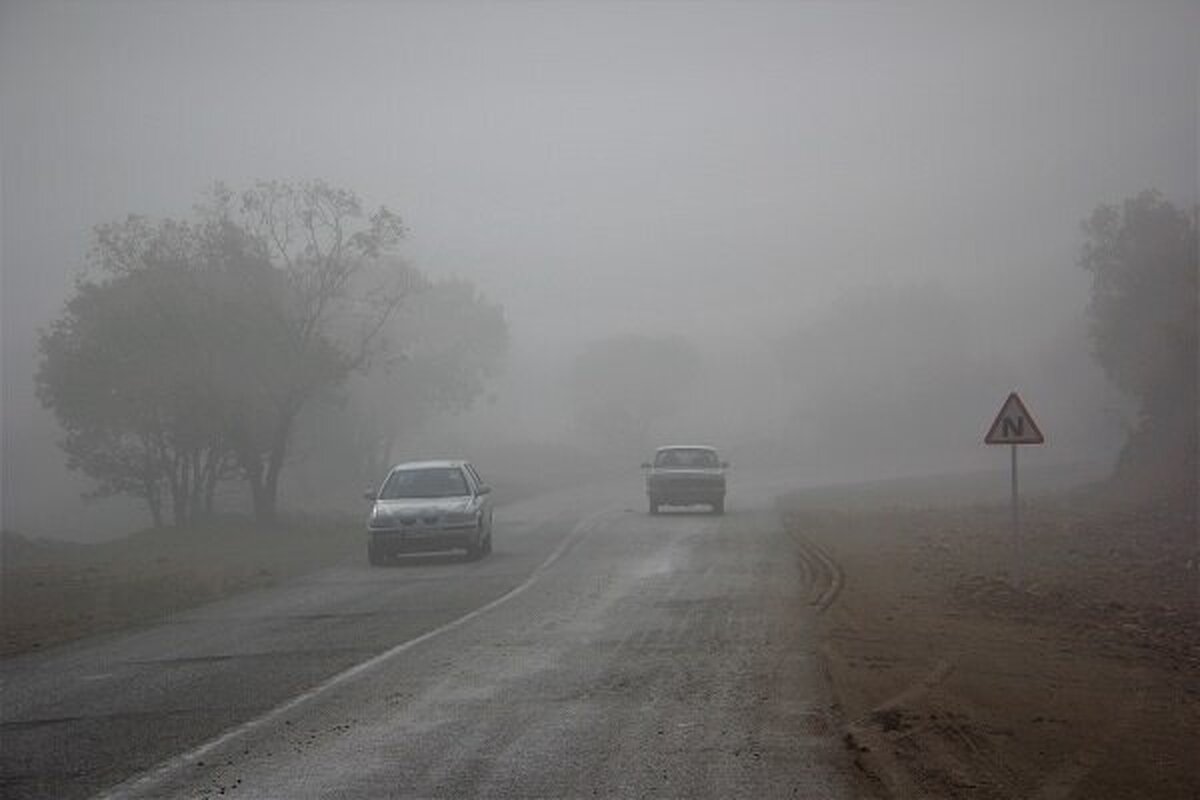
[568, 334, 702, 451]
[361, 276, 508, 477]
[292, 275, 509, 498]
[36, 216, 267, 526]
[208, 180, 415, 522]
[1079, 190, 1198, 489]
[774, 282, 1002, 477]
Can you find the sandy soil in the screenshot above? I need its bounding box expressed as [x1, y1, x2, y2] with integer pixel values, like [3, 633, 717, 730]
[782, 487, 1199, 799]
[0, 517, 361, 657]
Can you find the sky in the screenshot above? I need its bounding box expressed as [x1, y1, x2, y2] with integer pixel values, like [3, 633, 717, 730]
[2, 0, 1196, 536]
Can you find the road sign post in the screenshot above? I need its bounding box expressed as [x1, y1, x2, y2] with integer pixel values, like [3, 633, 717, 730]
[985, 392, 1044, 587]
[1011, 443, 1019, 575]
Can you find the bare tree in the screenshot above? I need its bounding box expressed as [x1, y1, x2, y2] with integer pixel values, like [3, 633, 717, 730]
[211, 181, 416, 522]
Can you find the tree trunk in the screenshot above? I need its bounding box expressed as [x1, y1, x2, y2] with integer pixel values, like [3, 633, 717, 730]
[169, 453, 189, 528]
[140, 447, 164, 528]
[257, 415, 293, 526]
[254, 476, 277, 524]
[145, 478, 164, 528]
[369, 429, 398, 486]
[188, 450, 204, 523]
[202, 451, 222, 516]
[245, 456, 269, 524]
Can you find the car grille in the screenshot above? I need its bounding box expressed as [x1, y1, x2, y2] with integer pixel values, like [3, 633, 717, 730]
[372, 513, 452, 529]
[394, 515, 442, 526]
[654, 475, 722, 485]
[670, 480, 716, 490]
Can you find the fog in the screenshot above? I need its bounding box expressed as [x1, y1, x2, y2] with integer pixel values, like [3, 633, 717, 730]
[2, 1, 1196, 539]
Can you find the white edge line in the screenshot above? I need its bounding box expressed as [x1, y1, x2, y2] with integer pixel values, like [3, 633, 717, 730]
[95, 509, 610, 800]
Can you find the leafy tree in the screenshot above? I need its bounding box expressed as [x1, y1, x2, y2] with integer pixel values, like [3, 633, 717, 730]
[39, 180, 416, 526]
[568, 334, 702, 452]
[36, 216, 268, 526]
[1080, 190, 1198, 489]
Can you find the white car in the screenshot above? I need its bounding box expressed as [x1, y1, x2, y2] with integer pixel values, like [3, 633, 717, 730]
[364, 460, 494, 564]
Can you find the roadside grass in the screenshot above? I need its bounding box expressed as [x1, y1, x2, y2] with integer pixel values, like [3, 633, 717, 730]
[1, 515, 362, 657]
[0, 446, 605, 660]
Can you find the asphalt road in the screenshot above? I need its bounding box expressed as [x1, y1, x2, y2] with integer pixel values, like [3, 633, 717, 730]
[2, 483, 854, 799]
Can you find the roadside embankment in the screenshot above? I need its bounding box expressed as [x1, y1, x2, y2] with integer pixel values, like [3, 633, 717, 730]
[0, 450, 605, 659]
[781, 483, 1198, 799]
[0, 517, 360, 657]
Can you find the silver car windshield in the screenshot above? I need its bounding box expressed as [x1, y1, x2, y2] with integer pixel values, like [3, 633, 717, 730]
[380, 468, 469, 499]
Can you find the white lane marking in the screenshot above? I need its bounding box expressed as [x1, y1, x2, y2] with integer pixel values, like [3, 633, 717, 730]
[94, 510, 611, 800]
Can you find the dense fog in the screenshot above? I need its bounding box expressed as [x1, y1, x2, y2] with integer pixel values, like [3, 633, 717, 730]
[2, 1, 1195, 539]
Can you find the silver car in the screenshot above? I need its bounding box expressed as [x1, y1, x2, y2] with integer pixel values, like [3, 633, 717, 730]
[364, 460, 494, 564]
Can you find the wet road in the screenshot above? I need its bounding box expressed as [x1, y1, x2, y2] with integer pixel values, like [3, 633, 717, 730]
[2, 484, 853, 798]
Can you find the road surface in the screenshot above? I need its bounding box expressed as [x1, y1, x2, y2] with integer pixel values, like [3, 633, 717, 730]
[2, 483, 854, 798]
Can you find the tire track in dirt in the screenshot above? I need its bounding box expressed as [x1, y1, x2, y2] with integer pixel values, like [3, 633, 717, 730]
[784, 515, 975, 799]
[785, 527, 845, 612]
[788, 516, 1126, 799]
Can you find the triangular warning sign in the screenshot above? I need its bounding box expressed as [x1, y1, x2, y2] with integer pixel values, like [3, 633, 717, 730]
[984, 392, 1044, 445]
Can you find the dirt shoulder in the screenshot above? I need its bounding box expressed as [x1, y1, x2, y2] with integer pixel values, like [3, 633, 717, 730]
[0, 517, 361, 657]
[782, 487, 1199, 799]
